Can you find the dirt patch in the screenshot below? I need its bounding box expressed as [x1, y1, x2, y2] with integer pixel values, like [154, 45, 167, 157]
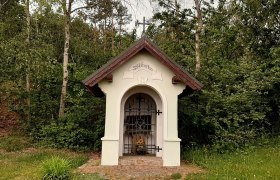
[77, 154, 205, 179]
[0, 103, 20, 136]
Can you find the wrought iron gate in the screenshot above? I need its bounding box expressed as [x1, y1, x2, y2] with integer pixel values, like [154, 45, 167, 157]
[123, 93, 159, 155]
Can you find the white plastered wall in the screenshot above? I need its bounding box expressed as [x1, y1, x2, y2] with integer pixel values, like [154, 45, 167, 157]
[98, 51, 185, 166]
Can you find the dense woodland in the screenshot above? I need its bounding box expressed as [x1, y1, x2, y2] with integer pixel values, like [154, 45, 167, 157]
[0, 0, 279, 152]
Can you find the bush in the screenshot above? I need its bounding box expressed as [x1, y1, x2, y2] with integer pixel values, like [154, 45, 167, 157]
[41, 156, 71, 180]
[30, 85, 105, 151]
[35, 109, 104, 151]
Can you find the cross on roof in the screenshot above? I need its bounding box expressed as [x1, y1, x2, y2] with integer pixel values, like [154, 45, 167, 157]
[135, 17, 151, 35]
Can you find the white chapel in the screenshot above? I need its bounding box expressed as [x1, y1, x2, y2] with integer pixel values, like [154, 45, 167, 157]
[83, 37, 202, 166]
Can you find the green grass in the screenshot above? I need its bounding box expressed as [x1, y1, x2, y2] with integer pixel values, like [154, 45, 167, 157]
[0, 134, 91, 180]
[72, 173, 104, 180]
[41, 156, 72, 179]
[0, 149, 90, 179]
[184, 137, 280, 179]
[0, 135, 31, 152]
[1, 135, 280, 179]
[171, 172, 182, 179]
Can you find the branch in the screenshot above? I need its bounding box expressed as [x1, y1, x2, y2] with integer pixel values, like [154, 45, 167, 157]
[159, 0, 195, 18]
[71, 6, 89, 13]
[68, 0, 72, 13]
[59, 0, 67, 14]
[0, 0, 8, 11]
[1, 0, 8, 6]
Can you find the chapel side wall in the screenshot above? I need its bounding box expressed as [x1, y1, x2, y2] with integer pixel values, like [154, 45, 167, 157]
[99, 51, 185, 166]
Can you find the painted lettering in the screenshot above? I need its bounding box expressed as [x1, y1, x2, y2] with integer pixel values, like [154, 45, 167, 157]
[131, 62, 154, 72]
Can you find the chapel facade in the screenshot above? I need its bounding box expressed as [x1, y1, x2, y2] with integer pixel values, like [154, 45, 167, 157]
[83, 37, 202, 166]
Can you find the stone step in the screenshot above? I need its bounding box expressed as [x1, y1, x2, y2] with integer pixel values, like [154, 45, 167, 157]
[119, 156, 163, 166]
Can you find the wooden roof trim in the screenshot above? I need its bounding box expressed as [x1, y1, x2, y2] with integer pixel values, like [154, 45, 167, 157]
[83, 39, 146, 87]
[83, 36, 203, 90]
[143, 40, 202, 90]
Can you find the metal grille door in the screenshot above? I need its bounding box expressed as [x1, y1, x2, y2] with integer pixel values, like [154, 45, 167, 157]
[123, 93, 157, 155]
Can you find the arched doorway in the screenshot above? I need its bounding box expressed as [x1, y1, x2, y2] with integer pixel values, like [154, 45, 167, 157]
[123, 93, 158, 155]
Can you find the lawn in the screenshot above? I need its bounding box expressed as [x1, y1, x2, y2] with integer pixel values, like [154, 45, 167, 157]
[184, 137, 280, 179]
[0, 135, 101, 180]
[1, 135, 279, 179]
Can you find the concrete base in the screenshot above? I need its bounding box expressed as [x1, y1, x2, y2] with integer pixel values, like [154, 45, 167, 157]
[101, 138, 119, 166]
[163, 139, 181, 166]
[101, 138, 181, 166]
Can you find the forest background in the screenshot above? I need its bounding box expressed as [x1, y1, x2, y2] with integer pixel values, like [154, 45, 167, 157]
[0, 0, 279, 153]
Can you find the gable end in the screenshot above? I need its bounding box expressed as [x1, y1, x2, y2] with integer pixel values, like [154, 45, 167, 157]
[83, 37, 203, 95]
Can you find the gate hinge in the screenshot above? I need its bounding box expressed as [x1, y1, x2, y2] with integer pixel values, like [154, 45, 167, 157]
[156, 146, 162, 152]
[156, 110, 162, 116]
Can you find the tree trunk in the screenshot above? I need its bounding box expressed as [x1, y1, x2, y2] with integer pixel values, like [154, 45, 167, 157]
[111, 19, 114, 53]
[194, 0, 203, 76]
[111, 33, 114, 52]
[58, 1, 71, 118]
[119, 23, 122, 47]
[103, 32, 106, 53]
[0, 0, 8, 12]
[25, 0, 31, 120]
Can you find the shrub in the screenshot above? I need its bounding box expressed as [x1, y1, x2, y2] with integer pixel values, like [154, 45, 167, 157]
[29, 83, 105, 151]
[35, 113, 104, 151]
[41, 156, 71, 180]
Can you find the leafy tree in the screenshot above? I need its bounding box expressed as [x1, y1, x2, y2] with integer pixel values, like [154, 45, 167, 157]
[150, 0, 280, 151]
[1, 0, 278, 153]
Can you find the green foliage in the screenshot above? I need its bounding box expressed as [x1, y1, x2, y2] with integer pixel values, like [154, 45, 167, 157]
[151, 0, 280, 152]
[0, 0, 25, 41]
[31, 80, 105, 150]
[41, 156, 71, 179]
[147, 6, 196, 74]
[267, 47, 280, 134]
[0, 0, 137, 151]
[184, 137, 280, 179]
[1, 0, 279, 154]
[36, 116, 104, 151]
